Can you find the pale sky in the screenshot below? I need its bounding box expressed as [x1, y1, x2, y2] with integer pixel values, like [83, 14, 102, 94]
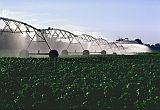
[0, 0, 160, 44]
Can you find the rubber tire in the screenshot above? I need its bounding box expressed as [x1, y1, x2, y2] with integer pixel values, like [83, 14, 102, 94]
[83, 50, 90, 55]
[19, 50, 29, 57]
[101, 50, 106, 55]
[49, 50, 59, 58]
[113, 52, 117, 55]
[61, 50, 68, 55]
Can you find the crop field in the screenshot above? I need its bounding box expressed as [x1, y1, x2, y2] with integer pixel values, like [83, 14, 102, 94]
[0, 55, 160, 110]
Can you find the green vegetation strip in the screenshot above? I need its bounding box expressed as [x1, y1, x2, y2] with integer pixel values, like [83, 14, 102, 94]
[0, 55, 160, 110]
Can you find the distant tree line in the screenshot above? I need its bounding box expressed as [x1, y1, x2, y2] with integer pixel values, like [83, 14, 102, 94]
[134, 39, 160, 52]
[145, 43, 160, 52]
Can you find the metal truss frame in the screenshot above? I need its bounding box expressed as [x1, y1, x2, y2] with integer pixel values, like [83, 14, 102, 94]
[80, 34, 102, 51]
[40, 28, 84, 51]
[109, 42, 123, 54]
[96, 38, 114, 53]
[0, 17, 126, 55]
[0, 17, 51, 51]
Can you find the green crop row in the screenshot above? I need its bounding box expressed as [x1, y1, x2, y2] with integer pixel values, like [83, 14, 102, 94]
[0, 55, 160, 110]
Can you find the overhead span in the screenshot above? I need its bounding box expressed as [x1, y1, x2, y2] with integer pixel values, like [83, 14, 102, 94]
[0, 17, 126, 56]
[0, 17, 51, 51]
[40, 28, 85, 51]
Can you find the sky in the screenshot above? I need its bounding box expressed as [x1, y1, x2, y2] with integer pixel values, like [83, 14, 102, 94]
[0, 0, 160, 44]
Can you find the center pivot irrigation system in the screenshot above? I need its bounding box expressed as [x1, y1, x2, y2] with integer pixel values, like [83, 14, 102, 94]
[0, 17, 125, 57]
